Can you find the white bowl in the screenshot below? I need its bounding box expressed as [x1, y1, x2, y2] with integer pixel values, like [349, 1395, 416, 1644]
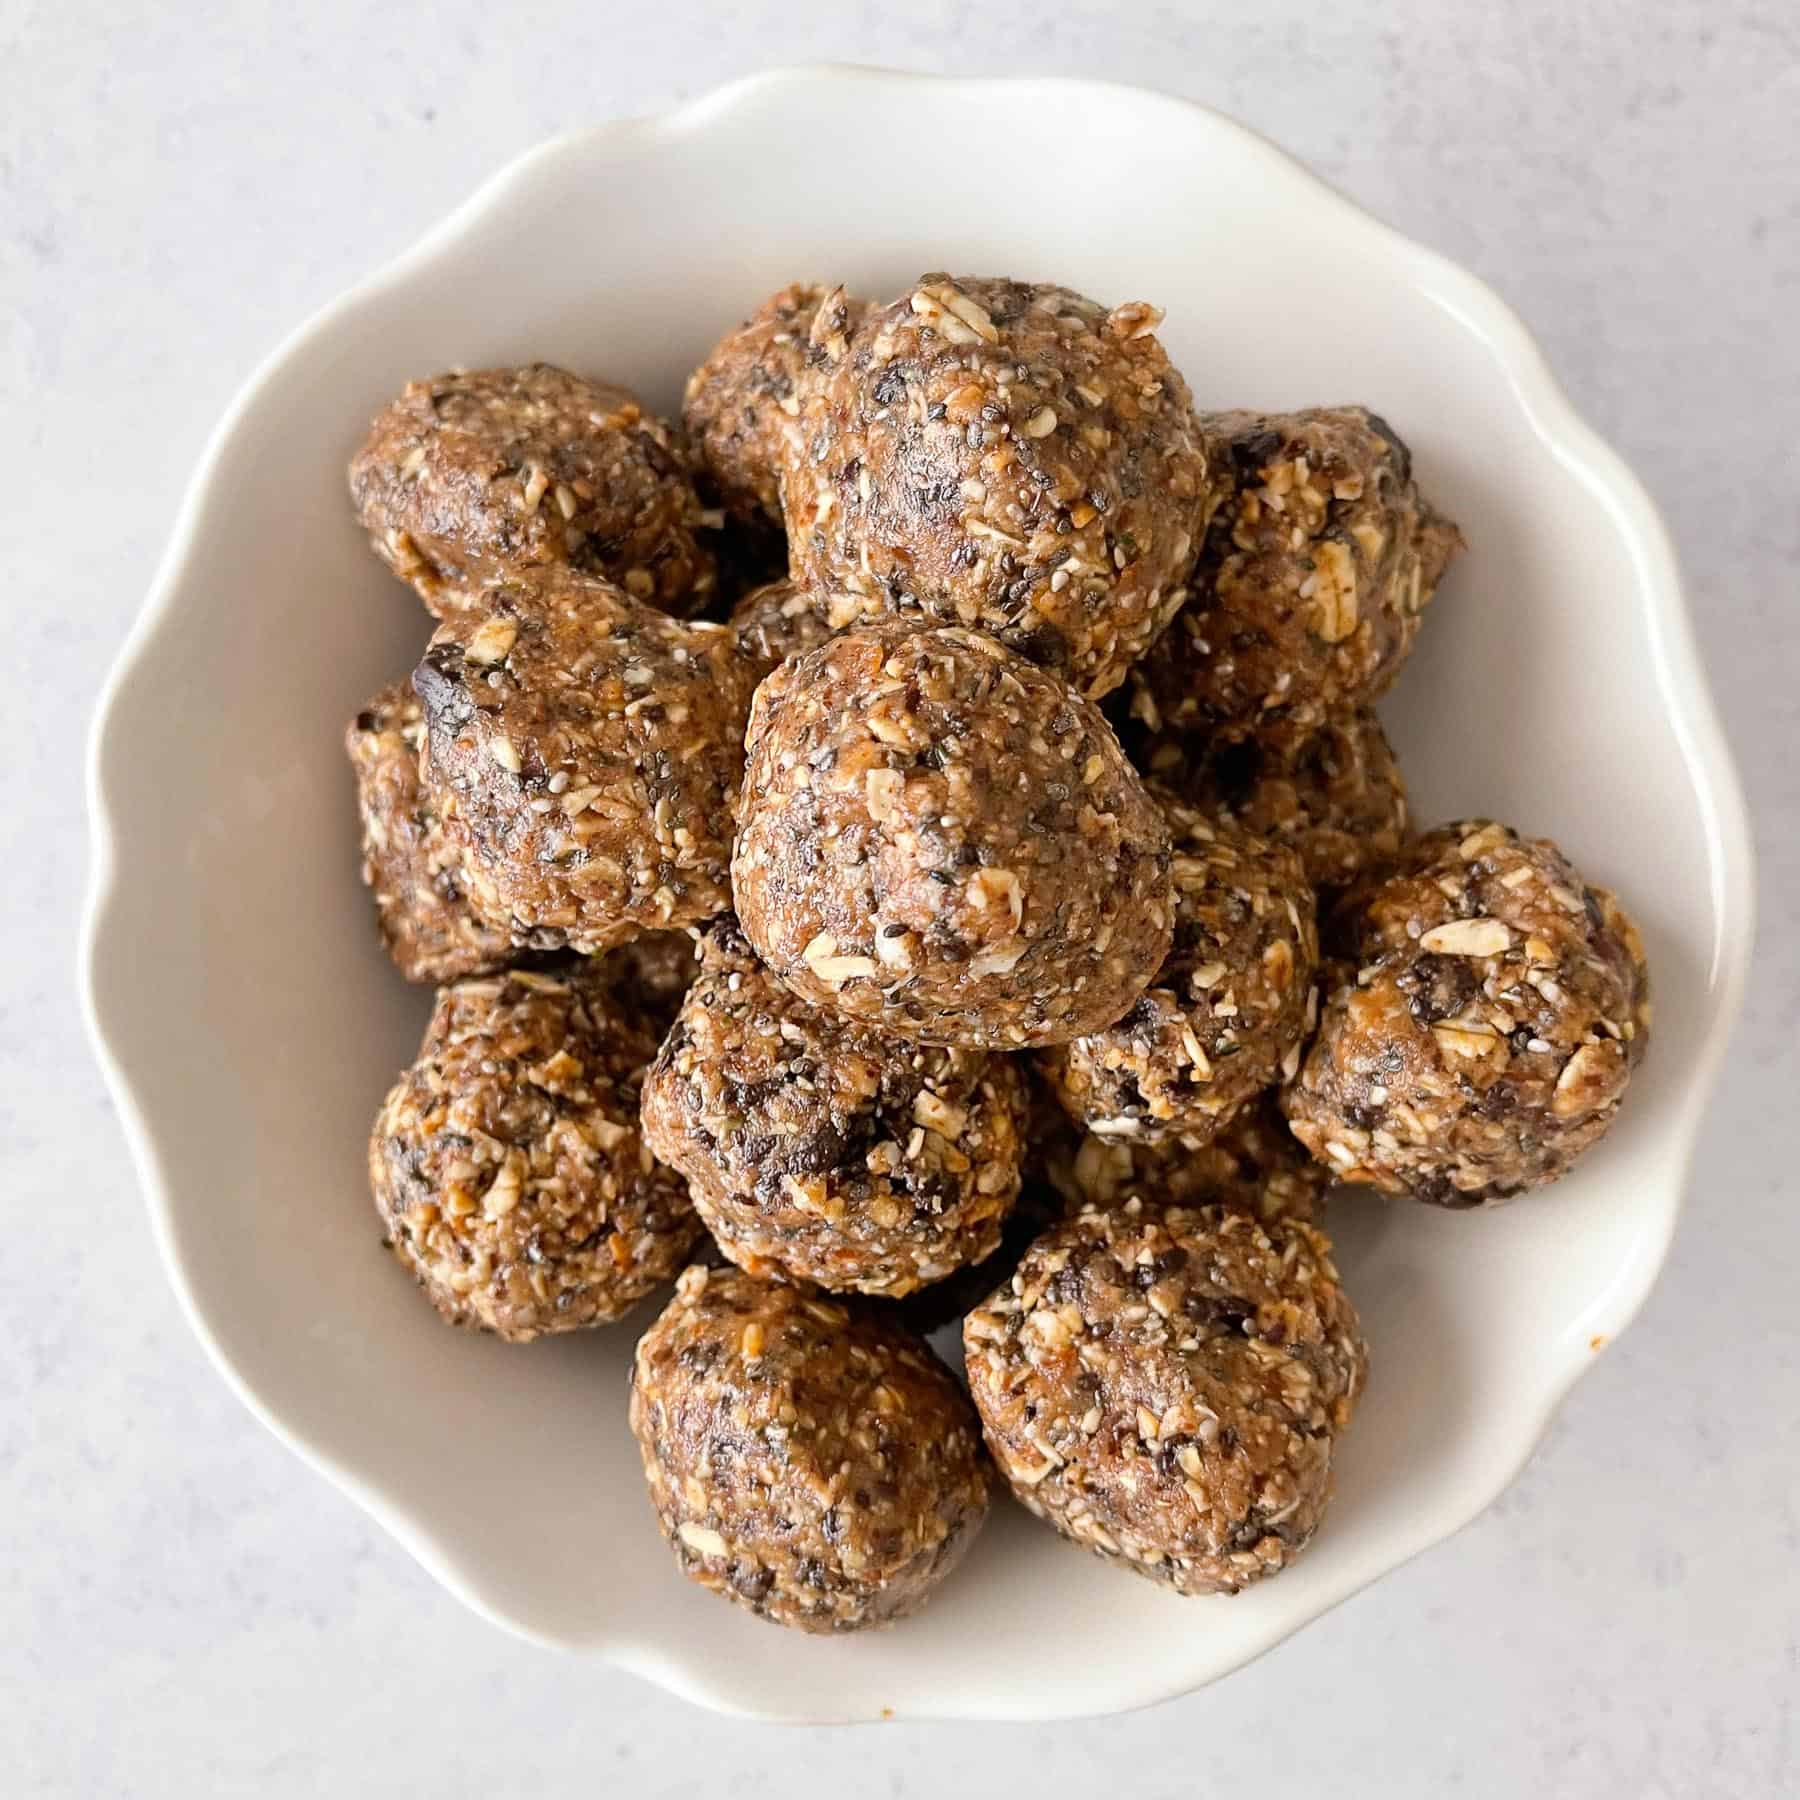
[82, 67, 1753, 1722]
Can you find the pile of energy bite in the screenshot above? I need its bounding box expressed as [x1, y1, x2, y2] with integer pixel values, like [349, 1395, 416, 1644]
[347, 274, 1652, 1634]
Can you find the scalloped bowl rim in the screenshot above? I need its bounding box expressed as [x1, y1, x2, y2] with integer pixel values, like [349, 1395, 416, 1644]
[80, 66, 1754, 1722]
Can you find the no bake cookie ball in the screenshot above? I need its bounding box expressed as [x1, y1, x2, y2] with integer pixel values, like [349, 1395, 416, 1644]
[350, 364, 715, 616]
[784, 275, 1216, 698]
[641, 920, 1028, 1297]
[630, 1265, 990, 1631]
[368, 967, 700, 1338]
[964, 1199, 1365, 1595]
[732, 621, 1174, 1048]
[1283, 819, 1650, 1204]
[413, 570, 755, 954]
[1129, 407, 1462, 749]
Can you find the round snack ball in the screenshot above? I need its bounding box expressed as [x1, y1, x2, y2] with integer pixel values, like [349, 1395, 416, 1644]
[732, 621, 1175, 1049]
[963, 1199, 1366, 1595]
[1134, 708, 1409, 893]
[1130, 407, 1464, 750]
[349, 364, 715, 617]
[683, 283, 862, 526]
[728, 576, 839, 685]
[345, 680, 516, 984]
[1044, 1090, 1329, 1227]
[369, 967, 700, 1339]
[414, 570, 756, 955]
[630, 1265, 990, 1632]
[784, 275, 1216, 699]
[1037, 795, 1318, 1142]
[641, 920, 1028, 1296]
[1284, 820, 1651, 1205]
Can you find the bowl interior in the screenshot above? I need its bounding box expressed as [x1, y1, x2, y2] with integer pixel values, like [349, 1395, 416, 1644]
[86, 70, 1747, 1722]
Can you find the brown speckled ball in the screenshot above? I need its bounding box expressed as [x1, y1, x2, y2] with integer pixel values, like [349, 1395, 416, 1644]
[784, 275, 1217, 699]
[413, 570, 755, 954]
[630, 1266, 990, 1632]
[1284, 820, 1651, 1204]
[345, 680, 516, 984]
[683, 283, 862, 526]
[1044, 1090, 1330, 1227]
[368, 968, 699, 1339]
[728, 576, 839, 684]
[1129, 407, 1463, 749]
[963, 1200, 1366, 1595]
[732, 621, 1174, 1049]
[641, 921, 1027, 1296]
[349, 364, 715, 616]
[1038, 795, 1318, 1142]
[1134, 708, 1409, 893]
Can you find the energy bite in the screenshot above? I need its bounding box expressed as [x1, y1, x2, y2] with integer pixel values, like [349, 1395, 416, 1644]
[784, 275, 1216, 699]
[963, 1199, 1366, 1595]
[641, 921, 1028, 1296]
[683, 282, 862, 526]
[1045, 1090, 1329, 1227]
[345, 680, 515, 983]
[1038, 797, 1318, 1142]
[630, 1265, 990, 1632]
[1284, 820, 1651, 1204]
[728, 576, 838, 684]
[368, 968, 700, 1339]
[1135, 708, 1409, 893]
[732, 621, 1174, 1049]
[414, 570, 755, 954]
[349, 364, 715, 617]
[1130, 407, 1463, 748]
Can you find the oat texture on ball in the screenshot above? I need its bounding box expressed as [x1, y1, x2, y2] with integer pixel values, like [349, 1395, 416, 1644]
[1133, 707, 1410, 893]
[345, 680, 517, 984]
[783, 275, 1217, 698]
[1044, 1089, 1329, 1227]
[1284, 819, 1651, 1204]
[368, 967, 700, 1339]
[732, 620, 1174, 1048]
[683, 283, 863, 527]
[1038, 793, 1318, 1142]
[1130, 407, 1463, 749]
[728, 576, 839, 684]
[630, 1265, 990, 1631]
[349, 364, 716, 617]
[413, 569, 755, 954]
[641, 920, 1028, 1296]
[964, 1199, 1366, 1595]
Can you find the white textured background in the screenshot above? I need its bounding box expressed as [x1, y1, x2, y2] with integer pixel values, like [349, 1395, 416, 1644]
[5, 2, 1795, 1794]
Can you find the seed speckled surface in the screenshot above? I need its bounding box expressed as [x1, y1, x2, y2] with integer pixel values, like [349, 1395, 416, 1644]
[413, 570, 755, 954]
[783, 275, 1216, 698]
[964, 1199, 1366, 1595]
[1284, 819, 1651, 1204]
[345, 681, 517, 983]
[1134, 707, 1410, 893]
[1038, 793, 1318, 1142]
[728, 576, 839, 685]
[641, 920, 1027, 1295]
[368, 968, 700, 1340]
[630, 1265, 990, 1632]
[732, 620, 1174, 1048]
[349, 364, 715, 617]
[683, 283, 863, 527]
[1043, 1090, 1329, 1227]
[1130, 407, 1462, 749]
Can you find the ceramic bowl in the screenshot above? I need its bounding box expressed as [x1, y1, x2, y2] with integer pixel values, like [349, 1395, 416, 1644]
[83, 66, 1752, 1722]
